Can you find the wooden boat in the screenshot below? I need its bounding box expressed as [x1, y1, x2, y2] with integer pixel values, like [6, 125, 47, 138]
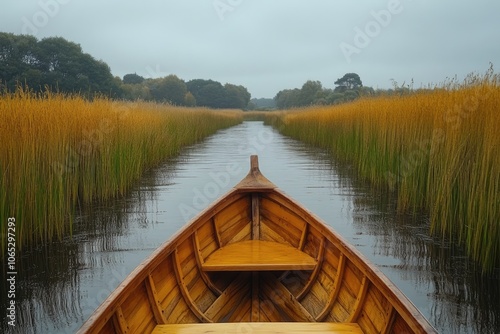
[78, 155, 437, 334]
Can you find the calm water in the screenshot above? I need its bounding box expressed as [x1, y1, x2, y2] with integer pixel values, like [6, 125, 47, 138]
[1, 121, 499, 333]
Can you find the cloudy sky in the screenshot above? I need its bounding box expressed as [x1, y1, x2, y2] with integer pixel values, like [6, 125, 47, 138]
[1, 0, 499, 98]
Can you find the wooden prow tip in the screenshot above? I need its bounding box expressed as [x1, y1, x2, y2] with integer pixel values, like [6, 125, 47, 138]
[250, 155, 259, 172]
[235, 155, 276, 191]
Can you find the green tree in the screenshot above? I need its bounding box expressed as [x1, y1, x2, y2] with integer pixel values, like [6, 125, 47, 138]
[198, 82, 226, 108]
[299, 80, 323, 106]
[186, 79, 220, 107]
[184, 92, 196, 106]
[326, 92, 344, 104]
[274, 88, 301, 109]
[0, 33, 40, 90]
[343, 89, 359, 102]
[0, 33, 120, 96]
[224, 83, 251, 109]
[122, 83, 151, 100]
[123, 73, 144, 85]
[185, 79, 251, 109]
[148, 75, 187, 105]
[334, 73, 362, 92]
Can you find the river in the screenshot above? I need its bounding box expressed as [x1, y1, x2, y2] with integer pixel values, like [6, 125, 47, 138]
[1, 121, 499, 333]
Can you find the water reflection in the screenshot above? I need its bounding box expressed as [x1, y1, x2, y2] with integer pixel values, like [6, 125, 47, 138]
[1, 159, 177, 333]
[321, 158, 500, 334]
[1, 121, 499, 334]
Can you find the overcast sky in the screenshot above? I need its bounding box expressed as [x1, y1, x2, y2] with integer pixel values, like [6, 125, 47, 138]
[1, 0, 499, 98]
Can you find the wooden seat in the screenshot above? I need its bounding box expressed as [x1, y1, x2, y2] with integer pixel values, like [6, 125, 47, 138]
[152, 322, 363, 333]
[201, 240, 317, 271]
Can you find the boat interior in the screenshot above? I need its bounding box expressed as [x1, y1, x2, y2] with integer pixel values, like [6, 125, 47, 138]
[80, 157, 433, 333]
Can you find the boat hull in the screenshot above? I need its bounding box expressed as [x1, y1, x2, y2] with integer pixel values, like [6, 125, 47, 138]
[78, 156, 436, 333]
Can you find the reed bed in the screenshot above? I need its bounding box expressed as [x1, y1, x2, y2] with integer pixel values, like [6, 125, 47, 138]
[265, 72, 500, 272]
[0, 89, 242, 252]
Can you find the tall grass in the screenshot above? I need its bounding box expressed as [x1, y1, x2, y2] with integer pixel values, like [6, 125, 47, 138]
[0, 88, 242, 252]
[265, 70, 500, 272]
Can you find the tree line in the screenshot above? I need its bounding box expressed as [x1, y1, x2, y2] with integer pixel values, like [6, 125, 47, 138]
[0, 33, 250, 109]
[121, 74, 250, 109]
[0, 33, 120, 97]
[274, 73, 376, 109]
[2, 33, 413, 111]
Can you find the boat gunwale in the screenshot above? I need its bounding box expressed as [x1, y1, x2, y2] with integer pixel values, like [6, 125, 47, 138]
[76, 187, 247, 333]
[267, 187, 437, 333]
[77, 156, 437, 333]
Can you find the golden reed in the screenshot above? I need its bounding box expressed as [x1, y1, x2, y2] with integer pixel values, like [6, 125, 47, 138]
[266, 70, 499, 272]
[0, 88, 242, 252]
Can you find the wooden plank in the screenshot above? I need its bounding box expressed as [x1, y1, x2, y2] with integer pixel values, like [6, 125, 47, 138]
[260, 201, 304, 246]
[192, 232, 222, 296]
[392, 313, 415, 333]
[342, 262, 364, 301]
[298, 223, 308, 250]
[356, 286, 391, 333]
[188, 276, 217, 313]
[320, 244, 342, 283]
[176, 240, 197, 279]
[214, 197, 250, 237]
[227, 222, 252, 244]
[297, 237, 325, 300]
[113, 306, 129, 334]
[145, 274, 168, 324]
[228, 298, 252, 322]
[302, 226, 323, 260]
[260, 197, 307, 233]
[150, 257, 177, 307]
[202, 240, 317, 271]
[279, 270, 311, 297]
[166, 297, 198, 324]
[204, 273, 250, 322]
[196, 220, 219, 260]
[347, 275, 369, 322]
[328, 300, 350, 322]
[260, 218, 295, 246]
[261, 192, 313, 230]
[152, 322, 363, 333]
[305, 273, 331, 314]
[172, 249, 212, 323]
[155, 258, 183, 320]
[183, 261, 200, 291]
[212, 217, 222, 248]
[220, 215, 251, 246]
[260, 273, 316, 322]
[120, 281, 157, 333]
[252, 194, 260, 240]
[381, 305, 396, 334]
[315, 253, 346, 321]
[251, 272, 260, 321]
[98, 318, 116, 334]
[162, 285, 183, 321]
[258, 300, 275, 322]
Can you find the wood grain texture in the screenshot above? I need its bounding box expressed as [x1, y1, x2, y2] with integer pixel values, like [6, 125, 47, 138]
[77, 155, 437, 334]
[202, 240, 317, 271]
[152, 322, 363, 333]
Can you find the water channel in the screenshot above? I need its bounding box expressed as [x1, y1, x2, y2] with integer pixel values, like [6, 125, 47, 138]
[2, 121, 499, 333]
